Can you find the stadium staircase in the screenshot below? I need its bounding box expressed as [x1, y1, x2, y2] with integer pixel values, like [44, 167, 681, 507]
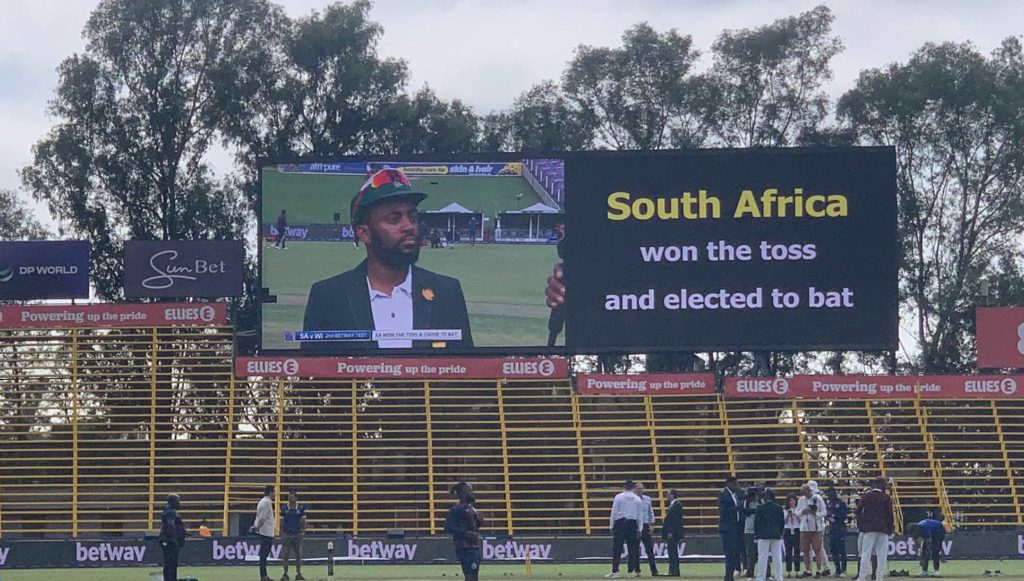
[2, 325, 1023, 536]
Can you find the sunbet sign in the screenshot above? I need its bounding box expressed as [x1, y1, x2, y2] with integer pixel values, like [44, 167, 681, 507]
[124, 240, 244, 298]
[0, 241, 90, 300]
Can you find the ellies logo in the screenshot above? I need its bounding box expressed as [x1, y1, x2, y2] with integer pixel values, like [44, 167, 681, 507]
[735, 378, 789, 395]
[0, 267, 12, 283]
[163, 305, 217, 323]
[245, 359, 300, 376]
[964, 378, 1018, 396]
[502, 359, 557, 377]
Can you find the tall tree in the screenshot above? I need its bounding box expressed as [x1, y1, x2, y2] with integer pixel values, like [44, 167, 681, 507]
[705, 5, 843, 147]
[377, 86, 479, 155]
[563, 23, 704, 150]
[839, 38, 1024, 372]
[0, 190, 48, 240]
[232, 0, 475, 160]
[20, 0, 280, 299]
[482, 81, 595, 152]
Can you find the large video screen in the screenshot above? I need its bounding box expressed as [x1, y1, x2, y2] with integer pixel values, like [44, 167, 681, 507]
[260, 158, 566, 353]
[258, 148, 897, 354]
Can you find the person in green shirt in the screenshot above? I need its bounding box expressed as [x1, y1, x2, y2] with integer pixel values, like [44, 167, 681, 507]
[754, 489, 785, 581]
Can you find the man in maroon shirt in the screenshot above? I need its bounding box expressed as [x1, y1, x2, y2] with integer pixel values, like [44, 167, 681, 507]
[856, 478, 894, 581]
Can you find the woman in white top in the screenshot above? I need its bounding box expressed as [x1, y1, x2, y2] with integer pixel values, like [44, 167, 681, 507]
[796, 483, 829, 578]
[784, 493, 802, 578]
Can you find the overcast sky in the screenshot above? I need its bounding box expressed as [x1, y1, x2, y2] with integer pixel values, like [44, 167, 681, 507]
[2, 0, 1023, 217]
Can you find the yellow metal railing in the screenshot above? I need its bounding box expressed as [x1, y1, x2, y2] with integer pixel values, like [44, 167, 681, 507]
[0, 325, 236, 536]
[890, 477, 905, 533]
[2, 327, 1024, 536]
[991, 400, 1023, 526]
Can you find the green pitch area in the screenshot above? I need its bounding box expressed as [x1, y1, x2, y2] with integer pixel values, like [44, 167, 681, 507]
[261, 169, 542, 224]
[262, 240, 560, 350]
[4, 561, 1020, 580]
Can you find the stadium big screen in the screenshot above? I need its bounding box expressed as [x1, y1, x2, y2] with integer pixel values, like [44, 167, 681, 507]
[258, 148, 897, 354]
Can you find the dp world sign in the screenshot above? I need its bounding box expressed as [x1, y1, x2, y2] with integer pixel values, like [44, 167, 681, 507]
[0, 241, 90, 300]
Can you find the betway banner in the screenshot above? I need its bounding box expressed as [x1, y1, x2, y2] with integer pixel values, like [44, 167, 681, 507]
[235, 356, 569, 380]
[0, 240, 90, 300]
[724, 374, 1024, 399]
[576, 373, 716, 396]
[0, 302, 228, 329]
[1, 533, 1022, 568]
[264, 223, 353, 242]
[976, 307, 1024, 369]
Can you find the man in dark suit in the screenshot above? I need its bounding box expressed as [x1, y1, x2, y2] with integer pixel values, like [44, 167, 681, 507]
[302, 168, 473, 352]
[661, 488, 685, 577]
[719, 476, 744, 581]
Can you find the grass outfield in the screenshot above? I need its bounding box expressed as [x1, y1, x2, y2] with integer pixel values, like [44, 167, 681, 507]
[262, 241, 560, 350]
[3, 561, 1021, 580]
[262, 169, 542, 224]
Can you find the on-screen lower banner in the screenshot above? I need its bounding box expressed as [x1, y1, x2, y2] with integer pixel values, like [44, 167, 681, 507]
[724, 374, 1024, 399]
[0, 302, 228, 329]
[575, 373, 716, 396]
[235, 356, 569, 380]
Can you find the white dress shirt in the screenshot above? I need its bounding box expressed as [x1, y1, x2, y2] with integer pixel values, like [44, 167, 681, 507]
[796, 494, 826, 532]
[785, 507, 801, 530]
[368, 267, 413, 348]
[254, 496, 275, 537]
[639, 494, 655, 527]
[610, 490, 643, 530]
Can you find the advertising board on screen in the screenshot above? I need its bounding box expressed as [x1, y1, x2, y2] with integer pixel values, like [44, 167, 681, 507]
[258, 148, 897, 355]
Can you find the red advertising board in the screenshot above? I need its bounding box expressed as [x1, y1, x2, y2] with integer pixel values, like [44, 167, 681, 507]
[576, 373, 716, 396]
[0, 302, 227, 329]
[976, 307, 1024, 369]
[724, 375, 1024, 399]
[235, 356, 569, 380]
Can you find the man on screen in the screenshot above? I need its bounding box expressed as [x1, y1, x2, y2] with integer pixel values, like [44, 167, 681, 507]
[302, 168, 473, 352]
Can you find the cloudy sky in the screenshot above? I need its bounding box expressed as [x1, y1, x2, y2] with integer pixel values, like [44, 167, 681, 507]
[2, 0, 1022, 221]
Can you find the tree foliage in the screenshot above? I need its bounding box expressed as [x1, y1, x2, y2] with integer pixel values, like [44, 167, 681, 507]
[839, 38, 1024, 372]
[0, 190, 48, 241]
[563, 23, 703, 150]
[480, 81, 595, 152]
[705, 5, 843, 147]
[20, 0, 280, 299]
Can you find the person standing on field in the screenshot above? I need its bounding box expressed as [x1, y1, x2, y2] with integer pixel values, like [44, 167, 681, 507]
[607, 480, 642, 578]
[445, 481, 484, 581]
[249, 485, 276, 581]
[636, 482, 660, 577]
[280, 489, 307, 581]
[797, 482, 829, 578]
[158, 494, 186, 581]
[754, 489, 785, 581]
[661, 488, 685, 577]
[856, 479, 893, 581]
[275, 210, 288, 249]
